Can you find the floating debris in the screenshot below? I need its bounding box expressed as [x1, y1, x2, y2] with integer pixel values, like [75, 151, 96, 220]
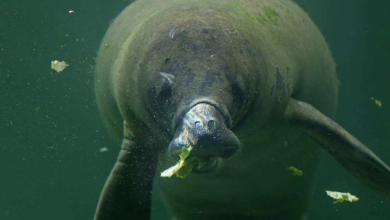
[370, 97, 382, 107]
[288, 166, 303, 177]
[326, 190, 359, 204]
[69, 10, 75, 14]
[51, 60, 69, 73]
[99, 147, 109, 153]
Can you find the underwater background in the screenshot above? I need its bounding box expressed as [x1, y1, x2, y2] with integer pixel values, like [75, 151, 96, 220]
[0, 0, 389, 219]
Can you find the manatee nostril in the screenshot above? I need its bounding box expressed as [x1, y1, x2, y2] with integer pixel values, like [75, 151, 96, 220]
[207, 120, 215, 130]
[170, 103, 240, 159]
[195, 121, 203, 128]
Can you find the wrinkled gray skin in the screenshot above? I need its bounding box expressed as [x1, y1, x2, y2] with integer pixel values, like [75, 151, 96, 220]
[94, 0, 390, 219]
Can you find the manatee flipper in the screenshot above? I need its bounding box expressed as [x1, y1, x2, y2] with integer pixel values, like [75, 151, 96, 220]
[94, 122, 157, 220]
[284, 98, 390, 196]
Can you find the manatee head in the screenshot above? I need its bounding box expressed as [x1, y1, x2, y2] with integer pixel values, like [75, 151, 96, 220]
[136, 19, 258, 169]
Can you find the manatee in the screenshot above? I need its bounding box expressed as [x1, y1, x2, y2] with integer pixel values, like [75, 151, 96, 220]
[93, 0, 390, 219]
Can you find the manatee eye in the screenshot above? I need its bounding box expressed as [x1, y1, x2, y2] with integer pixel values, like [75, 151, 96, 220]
[148, 72, 175, 111]
[230, 81, 246, 114]
[154, 72, 175, 106]
[155, 80, 173, 106]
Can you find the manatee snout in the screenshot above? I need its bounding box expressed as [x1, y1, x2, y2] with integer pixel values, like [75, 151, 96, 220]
[168, 103, 240, 160]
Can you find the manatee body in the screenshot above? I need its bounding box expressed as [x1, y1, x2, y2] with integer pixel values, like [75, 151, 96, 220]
[94, 0, 390, 219]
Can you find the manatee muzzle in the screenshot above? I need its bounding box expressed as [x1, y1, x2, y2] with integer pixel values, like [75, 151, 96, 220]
[168, 103, 240, 162]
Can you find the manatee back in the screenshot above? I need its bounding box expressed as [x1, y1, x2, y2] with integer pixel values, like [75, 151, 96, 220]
[94, 0, 339, 139]
[218, 0, 339, 119]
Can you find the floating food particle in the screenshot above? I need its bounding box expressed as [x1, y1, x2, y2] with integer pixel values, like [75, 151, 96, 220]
[288, 166, 303, 177]
[370, 97, 382, 107]
[326, 190, 359, 204]
[51, 60, 69, 72]
[99, 147, 109, 152]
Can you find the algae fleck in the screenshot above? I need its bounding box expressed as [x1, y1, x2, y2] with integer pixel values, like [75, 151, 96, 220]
[257, 6, 280, 25]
